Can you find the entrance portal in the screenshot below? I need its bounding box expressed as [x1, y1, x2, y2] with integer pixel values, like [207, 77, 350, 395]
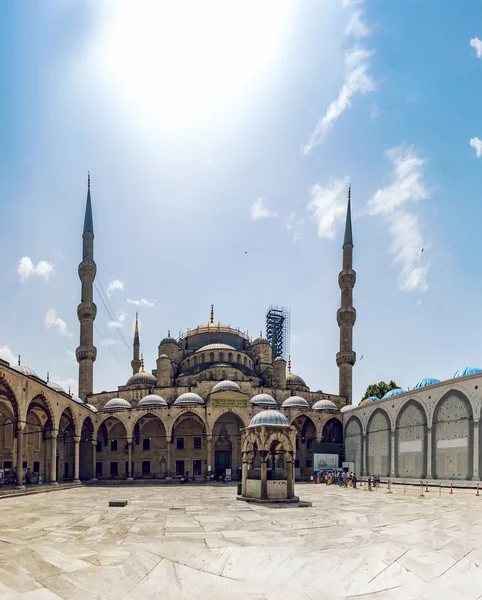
[215, 451, 231, 478]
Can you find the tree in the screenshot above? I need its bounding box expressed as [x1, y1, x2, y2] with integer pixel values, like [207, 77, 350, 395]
[363, 380, 400, 401]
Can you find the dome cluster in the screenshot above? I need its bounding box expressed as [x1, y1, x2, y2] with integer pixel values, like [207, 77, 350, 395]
[249, 410, 289, 428]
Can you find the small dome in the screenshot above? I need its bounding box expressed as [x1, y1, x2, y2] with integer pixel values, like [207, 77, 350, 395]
[286, 372, 307, 387]
[138, 394, 167, 407]
[312, 399, 338, 412]
[359, 398, 376, 407]
[160, 332, 178, 345]
[282, 396, 309, 408]
[249, 410, 289, 427]
[250, 393, 277, 406]
[252, 335, 270, 345]
[413, 378, 440, 389]
[368, 396, 380, 401]
[159, 354, 170, 359]
[453, 367, 482, 378]
[47, 381, 65, 392]
[104, 397, 131, 410]
[174, 392, 204, 406]
[381, 388, 407, 399]
[71, 396, 83, 404]
[12, 364, 37, 377]
[340, 405, 354, 413]
[211, 380, 241, 393]
[125, 371, 157, 387]
[273, 356, 286, 362]
[198, 343, 236, 352]
[85, 404, 98, 413]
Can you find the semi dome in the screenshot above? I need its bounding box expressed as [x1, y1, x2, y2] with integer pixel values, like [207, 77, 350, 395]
[453, 367, 482, 378]
[160, 335, 178, 345]
[340, 405, 354, 413]
[273, 356, 286, 362]
[47, 381, 65, 392]
[359, 398, 376, 407]
[85, 403, 98, 413]
[249, 410, 289, 427]
[312, 399, 338, 412]
[250, 393, 277, 406]
[211, 380, 241, 393]
[282, 396, 309, 409]
[198, 343, 236, 352]
[252, 335, 270, 345]
[174, 392, 204, 406]
[104, 397, 131, 410]
[138, 394, 168, 407]
[381, 388, 407, 399]
[159, 354, 170, 359]
[12, 364, 37, 377]
[125, 371, 157, 387]
[286, 372, 307, 387]
[413, 378, 441, 389]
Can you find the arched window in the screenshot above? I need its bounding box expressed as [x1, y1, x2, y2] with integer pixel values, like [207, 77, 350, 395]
[193, 356, 197, 366]
[186, 359, 190, 368]
[201, 353, 205, 363]
[237, 354, 241, 363]
[219, 352, 224, 362]
[244, 357, 247, 366]
[228, 352, 233, 362]
[209, 352, 215, 362]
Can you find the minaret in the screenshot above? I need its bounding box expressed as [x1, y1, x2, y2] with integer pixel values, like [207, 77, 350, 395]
[76, 173, 97, 400]
[336, 186, 356, 405]
[131, 312, 141, 375]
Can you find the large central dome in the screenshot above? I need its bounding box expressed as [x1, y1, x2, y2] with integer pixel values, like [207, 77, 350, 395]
[179, 307, 251, 352]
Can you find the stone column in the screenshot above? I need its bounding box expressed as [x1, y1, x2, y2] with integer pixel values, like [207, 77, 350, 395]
[16, 423, 25, 488]
[49, 431, 58, 485]
[390, 429, 396, 477]
[91, 438, 98, 481]
[472, 421, 479, 481]
[260, 456, 268, 500]
[426, 428, 433, 479]
[286, 455, 294, 499]
[166, 438, 171, 477]
[73, 436, 81, 482]
[127, 439, 133, 480]
[206, 435, 213, 476]
[361, 434, 366, 476]
[241, 458, 248, 496]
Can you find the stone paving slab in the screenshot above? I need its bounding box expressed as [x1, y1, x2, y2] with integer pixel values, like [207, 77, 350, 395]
[1, 484, 482, 598]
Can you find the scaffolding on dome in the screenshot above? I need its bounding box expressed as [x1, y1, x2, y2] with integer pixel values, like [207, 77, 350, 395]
[266, 305, 290, 360]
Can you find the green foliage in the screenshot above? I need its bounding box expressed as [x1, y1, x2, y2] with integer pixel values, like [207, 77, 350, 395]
[363, 380, 399, 401]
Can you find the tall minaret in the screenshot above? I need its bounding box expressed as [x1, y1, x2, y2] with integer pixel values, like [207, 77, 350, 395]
[76, 173, 97, 400]
[336, 186, 356, 405]
[131, 312, 141, 375]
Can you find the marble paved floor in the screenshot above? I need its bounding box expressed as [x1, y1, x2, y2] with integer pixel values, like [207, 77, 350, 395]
[1, 483, 482, 599]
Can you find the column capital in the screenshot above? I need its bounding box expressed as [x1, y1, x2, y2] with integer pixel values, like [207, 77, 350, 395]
[50, 430, 59, 439]
[16, 421, 26, 432]
[74, 436, 81, 443]
[126, 438, 133, 445]
[474, 419, 480, 426]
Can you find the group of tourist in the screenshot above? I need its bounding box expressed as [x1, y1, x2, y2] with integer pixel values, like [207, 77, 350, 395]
[315, 471, 382, 490]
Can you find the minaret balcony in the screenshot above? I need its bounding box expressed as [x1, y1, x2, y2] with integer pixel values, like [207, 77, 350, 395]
[337, 307, 356, 326]
[76, 346, 97, 362]
[336, 350, 356, 367]
[338, 269, 356, 289]
[77, 302, 97, 321]
[78, 260, 97, 280]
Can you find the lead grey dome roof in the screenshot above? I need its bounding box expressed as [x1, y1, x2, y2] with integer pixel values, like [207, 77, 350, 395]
[125, 371, 157, 387]
[47, 381, 65, 392]
[138, 394, 168, 407]
[12, 364, 37, 377]
[282, 396, 309, 408]
[286, 372, 307, 387]
[174, 392, 204, 406]
[198, 343, 236, 352]
[312, 399, 338, 412]
[250, 393, 277, 406]
[85, 403, 98, 413]
[212, 380, 241, 393]
[104, 397, 131, 410]
[249, 410, 289, 427]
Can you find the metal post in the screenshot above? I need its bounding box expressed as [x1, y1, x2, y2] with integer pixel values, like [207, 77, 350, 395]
[387, 478, 392, 494]
[419, 480, 424, 498]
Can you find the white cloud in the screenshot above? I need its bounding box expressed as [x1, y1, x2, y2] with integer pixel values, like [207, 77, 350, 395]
[250, 197, 278, 220]
[368, 145, 430, 292]
[107, 310, 128, 329]
[470, 137, 482, 158]
[286, 213, 304, 242]
[470, 37, 482, 58]
[52, 377, 78, 397]
[303, 6, 374, 154]
[0, 345, 16, 365]
[106, 279, 124, 297]
[307, 176, 350, 239]
[18, 257, 55, 283]
[44, 308, 73, 337]
[127, 298, 155, 308]
[66, 350, 77, 364]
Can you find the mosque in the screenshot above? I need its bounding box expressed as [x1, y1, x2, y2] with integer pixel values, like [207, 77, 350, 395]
[1, 177, 480, 487]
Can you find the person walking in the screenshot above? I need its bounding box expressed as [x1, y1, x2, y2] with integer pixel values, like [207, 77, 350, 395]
[368, 474, 372, 492]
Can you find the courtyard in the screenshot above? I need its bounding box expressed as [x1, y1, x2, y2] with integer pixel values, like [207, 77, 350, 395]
[0, 483, 482, 599]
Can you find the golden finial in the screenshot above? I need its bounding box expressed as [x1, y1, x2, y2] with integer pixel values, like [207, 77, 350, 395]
[210, 304, 214, 324]
[348, 184, 351, 202]
[88, 172, 90, 189]
[167, 329, 171, 338]
[288, 356, 291, 374]
[141, 354, 145, 372]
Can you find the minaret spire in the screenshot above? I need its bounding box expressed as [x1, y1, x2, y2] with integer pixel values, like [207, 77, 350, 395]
[131, 312, 141, 375]
[210, 304, 214, 324]
[76, 173, 97, 400]
[336, 185, 356, 404]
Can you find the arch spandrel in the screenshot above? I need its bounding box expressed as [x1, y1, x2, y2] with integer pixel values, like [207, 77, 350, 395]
[431, 384, 477, 428]
[26, 393, 57, 431]
[59, 406, 80, 438]
[394, 398, 428, 429]
[263, 430, 294, 454]
[94, 412, 130, 439]
[344, 414, 363, 436]
[366, 407, 391, 434]
[0, 373, 20, 424]
[169, 410, 208, 440]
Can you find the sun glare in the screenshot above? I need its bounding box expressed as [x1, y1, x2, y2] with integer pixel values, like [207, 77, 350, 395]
[89, 1, 294, 135]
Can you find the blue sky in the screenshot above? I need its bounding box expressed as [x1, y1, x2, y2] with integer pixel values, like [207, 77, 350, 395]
[0, 0, 481, 402]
